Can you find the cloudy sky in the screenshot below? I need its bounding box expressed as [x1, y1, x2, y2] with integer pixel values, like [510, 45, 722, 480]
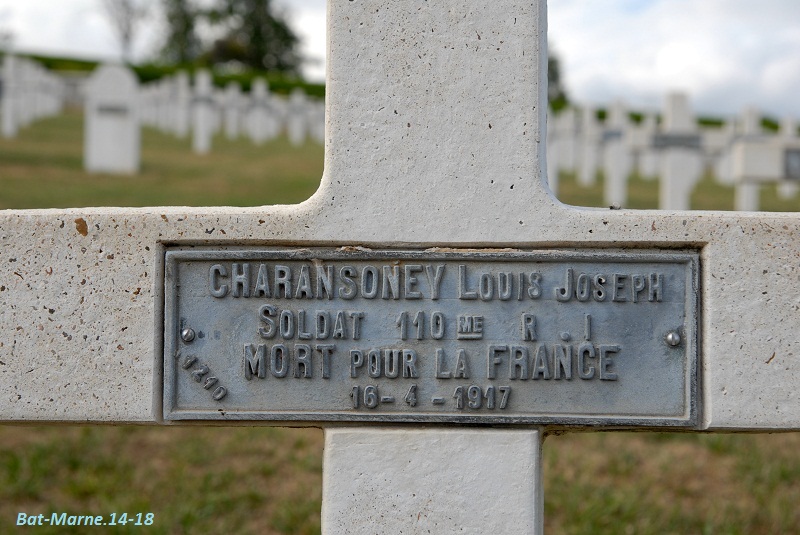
[1, 0, 799, 119]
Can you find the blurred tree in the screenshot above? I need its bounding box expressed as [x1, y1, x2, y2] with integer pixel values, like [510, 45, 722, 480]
[206, 0, 301, 74]
[548, 50, 569, 113]
[102, 0, 150, 62]
[160, 0, 203, 64]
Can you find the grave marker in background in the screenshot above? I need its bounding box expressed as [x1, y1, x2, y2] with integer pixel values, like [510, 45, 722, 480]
[734, 106, 764, 211]
[309, 99, 325, 145]
[83, 64, 140, 175]
[547, 107, 579, 195]
[1, 54, 17, 138]
[174, 71, 191, 139]
[4, 2, 800, 533]
[777, 117, 800, 200]
[603, 100, 632, 207]
[578, 106, 601, 186]
[704, 119, 735, 185]
[658, 92, 703, 210]
[732, 108, 800, 211]
[192, 69, 213, 154]
[246, 78, 273, 145]
[224, 81, 242, 140]
[2, 55, 66, 139]
[630, 113, 659, 180]
[286, 87, 309, 147]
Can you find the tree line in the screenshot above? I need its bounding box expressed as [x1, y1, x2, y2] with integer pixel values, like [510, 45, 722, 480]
[103, 0, 568, 106]
[104, 0, 302, 75]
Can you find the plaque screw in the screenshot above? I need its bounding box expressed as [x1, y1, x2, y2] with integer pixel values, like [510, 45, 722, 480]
[181, 328, 196, 343]
[666, 331, 682, 347]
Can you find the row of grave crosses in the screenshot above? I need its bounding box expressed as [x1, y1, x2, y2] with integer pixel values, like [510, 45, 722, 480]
[547, 92, 800, 211]
[1, 55, 67, 139]
[138, 69, 325, 154]
[1, 57, 324, 175]
[5, 55, 798, 207]
[86, 65, 324, 174]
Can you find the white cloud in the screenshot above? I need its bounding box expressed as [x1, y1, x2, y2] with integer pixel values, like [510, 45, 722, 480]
[549, 0, 800, 118]
[276, 0, 326, 82]
[0, 0, 161, 61]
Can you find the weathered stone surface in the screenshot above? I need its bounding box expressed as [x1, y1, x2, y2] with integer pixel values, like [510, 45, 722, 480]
[322, 428, 542, 534]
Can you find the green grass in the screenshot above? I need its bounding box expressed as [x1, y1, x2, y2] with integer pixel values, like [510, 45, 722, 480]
[544, 432, 800, 534]
[0, 111, 323, 209]
[556, 169, 800, 212]
[2, 115, 800, 534]
[0, 427, 323, 535]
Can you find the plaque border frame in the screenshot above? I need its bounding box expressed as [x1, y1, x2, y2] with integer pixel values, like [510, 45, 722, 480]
[162, 247, 700, 429]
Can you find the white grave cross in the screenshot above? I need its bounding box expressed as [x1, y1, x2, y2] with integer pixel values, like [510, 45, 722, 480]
[1, 55, 18, 138]
[603, 100, 632, 207]
[3, 2, 800, 533]
[192, 69, 214, 154]
[732, 113, 800, 211]
[658, 92, 703, 210]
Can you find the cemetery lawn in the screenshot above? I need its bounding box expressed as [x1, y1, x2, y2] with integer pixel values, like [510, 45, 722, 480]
[0, 111, 323, 209]
[2, 115, 800, 534]
[557, 171, 800, 212]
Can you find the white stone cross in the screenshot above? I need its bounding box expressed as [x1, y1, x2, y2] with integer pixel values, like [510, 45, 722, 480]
[246, 78, 278, 144]
[1, 54, 18, 138]
[632, 112, 659, 179]
[286, 87, 309, 147]
[603, 99, 633, 207]
[192, 69, 214, 154]
[2, 55, 66, 139]
[578, 105, 601, 186]
[223, 81, 242, 140]
[777, 117, 800, 200]
[658, 92, 703, 210]
[174, 71, 191, 139]
[732, 112, 800, 211]
[3, 2, 800, 533]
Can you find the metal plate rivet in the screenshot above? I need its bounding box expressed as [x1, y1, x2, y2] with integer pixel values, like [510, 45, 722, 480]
[666, 331, 681, 347]
[181, 328, 196, 343]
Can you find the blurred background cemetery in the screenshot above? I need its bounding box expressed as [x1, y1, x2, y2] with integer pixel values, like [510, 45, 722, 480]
[1, 1, 800, 533]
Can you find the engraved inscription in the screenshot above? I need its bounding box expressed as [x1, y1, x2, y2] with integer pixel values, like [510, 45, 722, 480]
[164, 249, 698, 426]
[177, 352, 227, 402]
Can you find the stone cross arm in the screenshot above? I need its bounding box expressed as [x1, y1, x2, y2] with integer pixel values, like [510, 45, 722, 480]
[5, 194, 798, 429]
[3, 2, 797, 431]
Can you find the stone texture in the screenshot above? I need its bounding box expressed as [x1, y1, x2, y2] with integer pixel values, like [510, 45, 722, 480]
[322, 428, 542, 535]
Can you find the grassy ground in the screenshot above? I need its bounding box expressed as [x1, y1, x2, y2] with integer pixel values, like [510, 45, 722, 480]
[0, 111, 323, 209]
[2, 114, 800, 534]
[556, 170, 800, 212]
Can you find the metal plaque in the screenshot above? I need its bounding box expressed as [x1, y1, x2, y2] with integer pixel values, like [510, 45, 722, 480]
[162, 248, 699, 427]
[652, 133, 703, 150]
